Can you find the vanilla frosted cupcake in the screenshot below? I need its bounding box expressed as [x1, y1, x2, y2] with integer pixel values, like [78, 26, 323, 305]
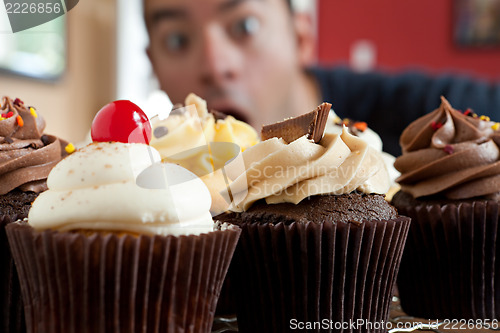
[217, 104, 410, 333]
[6, 101, 240, 333]
[28, 142, 214, 235]
[150, 93, 259, 215]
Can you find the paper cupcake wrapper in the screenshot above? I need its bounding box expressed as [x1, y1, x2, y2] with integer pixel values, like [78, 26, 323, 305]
[214, 268, 236, 316]
[0, 215, 26, 333]
[230, 217, 410, 333]
[6, 221, 240, 333]
[396, 201, 499, 319]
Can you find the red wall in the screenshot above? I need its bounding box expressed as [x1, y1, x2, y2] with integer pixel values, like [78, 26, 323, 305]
[317, 0, 500, 81]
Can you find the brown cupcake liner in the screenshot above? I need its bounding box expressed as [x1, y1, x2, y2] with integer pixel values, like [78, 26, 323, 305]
[229, 217, 410, 333]
[6, 221, 241, 333]
[0, 214, 26, 333]
[396, 201, 499, 319]
[214, 268, 237, 316]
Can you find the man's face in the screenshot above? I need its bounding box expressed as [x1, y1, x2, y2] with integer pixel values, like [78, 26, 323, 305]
[145, 0, 302, 127]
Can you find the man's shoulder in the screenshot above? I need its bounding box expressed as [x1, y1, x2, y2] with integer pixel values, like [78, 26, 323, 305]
[309, 65, 499, 112]
[309, 65, 498, 88]
[309, 66, 439, 87]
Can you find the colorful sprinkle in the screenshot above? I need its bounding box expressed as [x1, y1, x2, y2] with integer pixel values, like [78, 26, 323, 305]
[1, 111, 14, 119]
[13, 98, 23, 106]
[480, 115, 490, 121]
[29, 107, 37, 118]
[431, 121, 443, 131]
[444, 145, 454, 154]
[0, 117, 5, 121]
[65, 143, 76, 154]
[463, 108, 478, 118]
[16, 116, 24, 127]
[353, 121, 368, 132]
[492, 123, 500, 131]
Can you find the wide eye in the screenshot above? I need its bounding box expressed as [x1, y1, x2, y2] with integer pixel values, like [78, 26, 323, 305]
[230, 16, 260, 40]
[163, 32, 189, 53]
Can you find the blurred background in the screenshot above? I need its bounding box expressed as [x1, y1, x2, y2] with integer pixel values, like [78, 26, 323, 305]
[0, 0, 499, 144]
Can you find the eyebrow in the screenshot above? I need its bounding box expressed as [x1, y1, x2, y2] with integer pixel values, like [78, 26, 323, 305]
[218, 0, 260, 12]
[150, 8, 187, 25]
[149, 0, 260, 25]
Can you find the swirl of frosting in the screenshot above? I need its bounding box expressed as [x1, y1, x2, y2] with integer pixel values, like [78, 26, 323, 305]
[0, 96, 64, 195]
[150, 93, 259, 176]
[222, 126, 390, 211]
[325, 110, 401, 187]
[395, 97, 500, 199]
[150, 93, 259, 215]
[28, 142, 214, 236]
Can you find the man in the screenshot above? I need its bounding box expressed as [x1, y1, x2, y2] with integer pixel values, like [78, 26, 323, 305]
[144, 0, 317, 126]
[144, 0, 500, 156]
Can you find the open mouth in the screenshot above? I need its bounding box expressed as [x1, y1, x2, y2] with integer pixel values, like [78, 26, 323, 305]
[209, 107, 249, 124]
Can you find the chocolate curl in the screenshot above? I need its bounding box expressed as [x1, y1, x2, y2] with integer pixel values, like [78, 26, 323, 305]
[261, 102, 331, 143]
[6, 222, 241, 333]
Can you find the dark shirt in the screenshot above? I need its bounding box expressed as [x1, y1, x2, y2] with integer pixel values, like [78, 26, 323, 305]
[310, 67, 500, 156]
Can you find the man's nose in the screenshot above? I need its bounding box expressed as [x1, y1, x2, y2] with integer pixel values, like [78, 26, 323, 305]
[199, 25, 242, 86]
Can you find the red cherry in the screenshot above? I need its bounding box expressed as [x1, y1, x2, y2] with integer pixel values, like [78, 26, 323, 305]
[91, 100, 152, 144]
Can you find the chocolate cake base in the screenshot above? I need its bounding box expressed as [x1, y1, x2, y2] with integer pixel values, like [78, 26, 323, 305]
[219, 192, 397, 225]
[392, 190, 500, 319]
[0, 189, 39, 221]
[218, 193, 410, 333]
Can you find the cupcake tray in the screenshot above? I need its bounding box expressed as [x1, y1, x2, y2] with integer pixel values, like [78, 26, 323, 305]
[212, 296, 500, 333]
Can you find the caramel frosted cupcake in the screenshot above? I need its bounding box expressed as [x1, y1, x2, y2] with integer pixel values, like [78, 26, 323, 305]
[393, 96, 500, 319]
[217, 104, 410, 332]
[150, 93, 259, 216]
[6, 102, 240, 333]
[0, 96, 71, 332]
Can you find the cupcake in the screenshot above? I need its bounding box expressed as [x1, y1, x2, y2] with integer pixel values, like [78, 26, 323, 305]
[149, 93, 259, 216]
[393, 96, 500, 319]
[6, 100, 240, 333]
[217, 103, 410, 332]
[0, 96, 71, 332]
[149, 94, 259, 316]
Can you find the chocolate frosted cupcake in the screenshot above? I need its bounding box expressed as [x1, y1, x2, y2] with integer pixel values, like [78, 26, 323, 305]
[393, 97, 500, 319]
[0, 96, 70, 332]
[6, 101, 240, 333]
[0, 96, 70, 216]
[217, 104, 410, 332]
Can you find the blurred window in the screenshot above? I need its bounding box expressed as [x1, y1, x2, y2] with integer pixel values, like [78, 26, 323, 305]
[0, 14, 66, 80]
